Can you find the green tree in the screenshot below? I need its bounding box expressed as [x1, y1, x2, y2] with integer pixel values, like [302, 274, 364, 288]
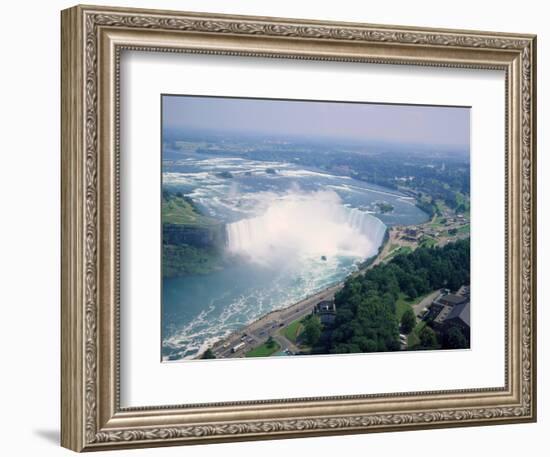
[443, 326, 468, 349]
[303, 315, 322, 346]
[400, 308, 416, 334]
[266, 336, 276, 348]
[328, 239, 469, 354]
[419, 326, 438, 349]
[405, 284, 418, 300]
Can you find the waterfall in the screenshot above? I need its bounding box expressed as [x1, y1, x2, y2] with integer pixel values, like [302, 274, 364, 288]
[345, 207, 387, 250]
[225, 191, 386, 264]
[226, 217, 269, 255]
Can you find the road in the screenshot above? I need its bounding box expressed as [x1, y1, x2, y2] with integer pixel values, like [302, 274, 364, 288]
[208, 283, 343, 359]
[412, 290, 442, 319]
[203, 215, 467, 359]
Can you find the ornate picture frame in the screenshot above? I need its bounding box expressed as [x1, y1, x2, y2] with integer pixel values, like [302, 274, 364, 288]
[61, 4, 536, 452]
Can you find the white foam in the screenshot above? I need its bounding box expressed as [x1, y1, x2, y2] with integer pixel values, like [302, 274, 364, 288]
[226, 189, 386, 266]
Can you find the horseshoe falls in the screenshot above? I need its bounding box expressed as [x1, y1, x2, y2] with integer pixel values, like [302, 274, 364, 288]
[226, 190, 387, 266]
[162, 154, 428, 361]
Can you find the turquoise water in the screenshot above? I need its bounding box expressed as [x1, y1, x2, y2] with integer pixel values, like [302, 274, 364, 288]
[161, 153, 428, 361]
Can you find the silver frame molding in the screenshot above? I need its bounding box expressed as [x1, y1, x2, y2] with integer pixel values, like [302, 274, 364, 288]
[61, 4, 537, 452]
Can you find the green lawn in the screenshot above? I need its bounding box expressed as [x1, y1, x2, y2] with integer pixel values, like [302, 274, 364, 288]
[387, 246, 413, 260]
[396, 293, 413, 321]
[245, 340, 281, 358]
[396, 291, 433, 321]
[388, 243, 400, 252]
[456, 224, 470, 234]
[281, 319, 303, 344]
[162, 194, 217, 226]
[421, 236, 438, 248]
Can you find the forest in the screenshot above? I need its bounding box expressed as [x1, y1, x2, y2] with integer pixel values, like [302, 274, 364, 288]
[315, 239, 470, 354]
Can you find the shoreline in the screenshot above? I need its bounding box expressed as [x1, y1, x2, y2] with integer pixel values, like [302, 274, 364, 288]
[202, 232, 392, 359]
[198, 209, 470, 359]
[208, 281, 345, 358]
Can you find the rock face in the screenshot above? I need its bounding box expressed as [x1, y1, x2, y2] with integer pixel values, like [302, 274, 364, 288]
[163, 223, 226, 250]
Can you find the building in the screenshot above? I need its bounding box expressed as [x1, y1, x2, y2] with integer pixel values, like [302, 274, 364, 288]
[444, 301, 470, 331]
[401, 227, 422, 242]
[435, 293, 467, 308]
[313, 300, 336, 326]
[430, 288, 470, 330]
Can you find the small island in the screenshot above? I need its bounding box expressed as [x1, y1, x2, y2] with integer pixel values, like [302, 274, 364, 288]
[376, 201, 394, 213]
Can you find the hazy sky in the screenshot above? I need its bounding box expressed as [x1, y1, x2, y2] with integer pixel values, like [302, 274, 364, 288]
[163, 95, 470, 148]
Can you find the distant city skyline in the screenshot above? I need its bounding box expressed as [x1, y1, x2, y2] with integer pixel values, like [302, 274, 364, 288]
[163, 95, 470, 149]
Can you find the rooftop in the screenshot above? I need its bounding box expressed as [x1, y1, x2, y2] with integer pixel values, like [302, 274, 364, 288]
[438, 294, 467, 306]
[446, 301, 470, 327]
[314, 300, 336, 313]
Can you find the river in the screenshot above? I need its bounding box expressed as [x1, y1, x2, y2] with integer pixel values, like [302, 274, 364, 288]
[161, 153, 428, 360]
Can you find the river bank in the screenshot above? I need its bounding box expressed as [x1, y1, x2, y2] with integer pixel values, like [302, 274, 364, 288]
[198, 204, 471, 360]
[200, 232, 393, 359]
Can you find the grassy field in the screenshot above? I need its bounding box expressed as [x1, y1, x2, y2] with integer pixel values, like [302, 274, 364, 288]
[421, 236, 438, 248]
[245, 340, 281, 358]
[396, 291, 432, 321]
[387, 245, 413, 261]
[162, 194, 217, 226]
[162, 193, 225, 277]
[281, 319, 303, 344]
[396, 293, 414, 321]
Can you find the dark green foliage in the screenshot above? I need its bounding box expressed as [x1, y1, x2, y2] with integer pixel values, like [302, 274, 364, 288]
[416, 198, 438, 218]
[326, 239, 469, 354]
[418, 326, 439, 349]
[405, 284, 418, 300]
[376, 202, 394, 213]
[266, 336, 276, 348]
[201, 348, 216, 359]
[442, 325, 469, 349]
[302, 315, 322, 346]
[163, 244, 223, 277]
[401, 308, 416, 334]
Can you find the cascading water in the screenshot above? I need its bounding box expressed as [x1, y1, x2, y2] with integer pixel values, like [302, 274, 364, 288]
[161, 155, 429, 361]
[346, 207, 387, 249]
[225, 190, 386, 265]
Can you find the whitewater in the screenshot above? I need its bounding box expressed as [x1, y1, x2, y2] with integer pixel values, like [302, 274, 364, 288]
[161, 154, 427, 361]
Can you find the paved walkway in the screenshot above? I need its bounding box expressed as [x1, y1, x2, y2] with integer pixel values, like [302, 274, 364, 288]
[209, 284, 341, 359]
[412, 290, 441, 319]
[273, 334, 300, 354]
